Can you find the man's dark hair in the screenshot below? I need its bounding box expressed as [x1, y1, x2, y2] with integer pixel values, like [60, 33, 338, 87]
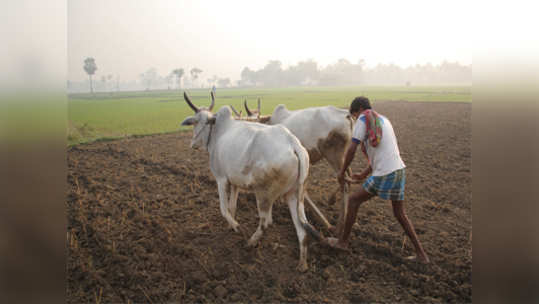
[350, 96, 371, 114]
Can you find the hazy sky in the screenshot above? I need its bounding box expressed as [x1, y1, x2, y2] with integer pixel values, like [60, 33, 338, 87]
[68, 0, 471, 82]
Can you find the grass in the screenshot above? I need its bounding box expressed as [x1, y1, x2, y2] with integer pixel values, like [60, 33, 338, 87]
[68, 86, 471, 146]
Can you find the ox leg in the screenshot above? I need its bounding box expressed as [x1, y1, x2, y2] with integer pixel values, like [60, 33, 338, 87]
[248, 195, 272, 247]
[267, 201, 273, 226]
[217, 180, 240, 231]
[285, 191, 308, 272]
[228, 185, 239, 219]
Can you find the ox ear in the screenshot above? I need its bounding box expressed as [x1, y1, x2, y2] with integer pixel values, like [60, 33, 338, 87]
[181, 116, 197, 126]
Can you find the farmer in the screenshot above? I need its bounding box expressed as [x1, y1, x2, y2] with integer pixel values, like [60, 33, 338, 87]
[327, 96, 430, 263]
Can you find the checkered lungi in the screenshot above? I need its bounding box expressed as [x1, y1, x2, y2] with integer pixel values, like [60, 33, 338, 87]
[362, 168, 406, 201]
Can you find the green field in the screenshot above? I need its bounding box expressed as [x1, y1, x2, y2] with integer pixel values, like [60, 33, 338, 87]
[68, 86, 471, 146]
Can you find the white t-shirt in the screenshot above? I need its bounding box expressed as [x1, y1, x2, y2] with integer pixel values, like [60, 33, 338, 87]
[352, 113, 405, 176]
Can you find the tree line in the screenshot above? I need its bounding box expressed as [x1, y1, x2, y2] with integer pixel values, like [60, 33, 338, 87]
[76, 57, 230, 94]
[239, 59, 471, 87]
[73, 57, 471, 94]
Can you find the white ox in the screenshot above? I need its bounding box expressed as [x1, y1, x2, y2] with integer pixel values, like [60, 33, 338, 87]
[181, 92, 323, 271]
[243, 100, 355, 237]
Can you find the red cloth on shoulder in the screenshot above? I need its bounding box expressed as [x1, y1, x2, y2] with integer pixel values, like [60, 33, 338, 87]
[360, 110, 383, 159]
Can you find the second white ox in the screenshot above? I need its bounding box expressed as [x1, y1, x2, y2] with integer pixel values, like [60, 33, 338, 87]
[181, 92, 323, 271]
[243, 100, 355, 236]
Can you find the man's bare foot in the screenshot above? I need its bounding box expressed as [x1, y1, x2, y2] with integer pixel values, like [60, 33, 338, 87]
[404, 255, 430, 264]
[326, 237, 350, 251]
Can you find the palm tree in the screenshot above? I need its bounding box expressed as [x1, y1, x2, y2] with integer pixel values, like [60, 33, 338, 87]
[83, 57, 97, 94]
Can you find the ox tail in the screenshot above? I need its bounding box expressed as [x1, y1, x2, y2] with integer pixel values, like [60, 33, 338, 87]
[292, 139, 326, 243]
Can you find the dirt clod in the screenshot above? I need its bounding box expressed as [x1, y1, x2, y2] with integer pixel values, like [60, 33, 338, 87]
[190, 270, 207, 284]
[214, 285, 228, 298]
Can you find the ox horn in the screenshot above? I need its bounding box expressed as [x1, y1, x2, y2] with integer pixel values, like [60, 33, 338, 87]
[209, 91, 215, 111]
[230, 105, 241, 117]
[244, 99, 253, 117]
[183, 91, 199, 113]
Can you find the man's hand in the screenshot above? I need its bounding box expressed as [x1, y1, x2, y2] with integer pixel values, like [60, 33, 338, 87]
[344, 173, 366, 184]
[345, 166, 372, 184]
[351, 172, 367, 181]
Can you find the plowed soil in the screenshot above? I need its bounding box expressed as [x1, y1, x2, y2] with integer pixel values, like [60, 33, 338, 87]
[67, 101, 471, 303]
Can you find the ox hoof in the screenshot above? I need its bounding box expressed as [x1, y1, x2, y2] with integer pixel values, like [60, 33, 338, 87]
[247, 238, 259, 247]
[404, 255, 430, 264]
[296, 262, 308, 273]
[229, 221, 240, 232]
[247, 230, 263, 247]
